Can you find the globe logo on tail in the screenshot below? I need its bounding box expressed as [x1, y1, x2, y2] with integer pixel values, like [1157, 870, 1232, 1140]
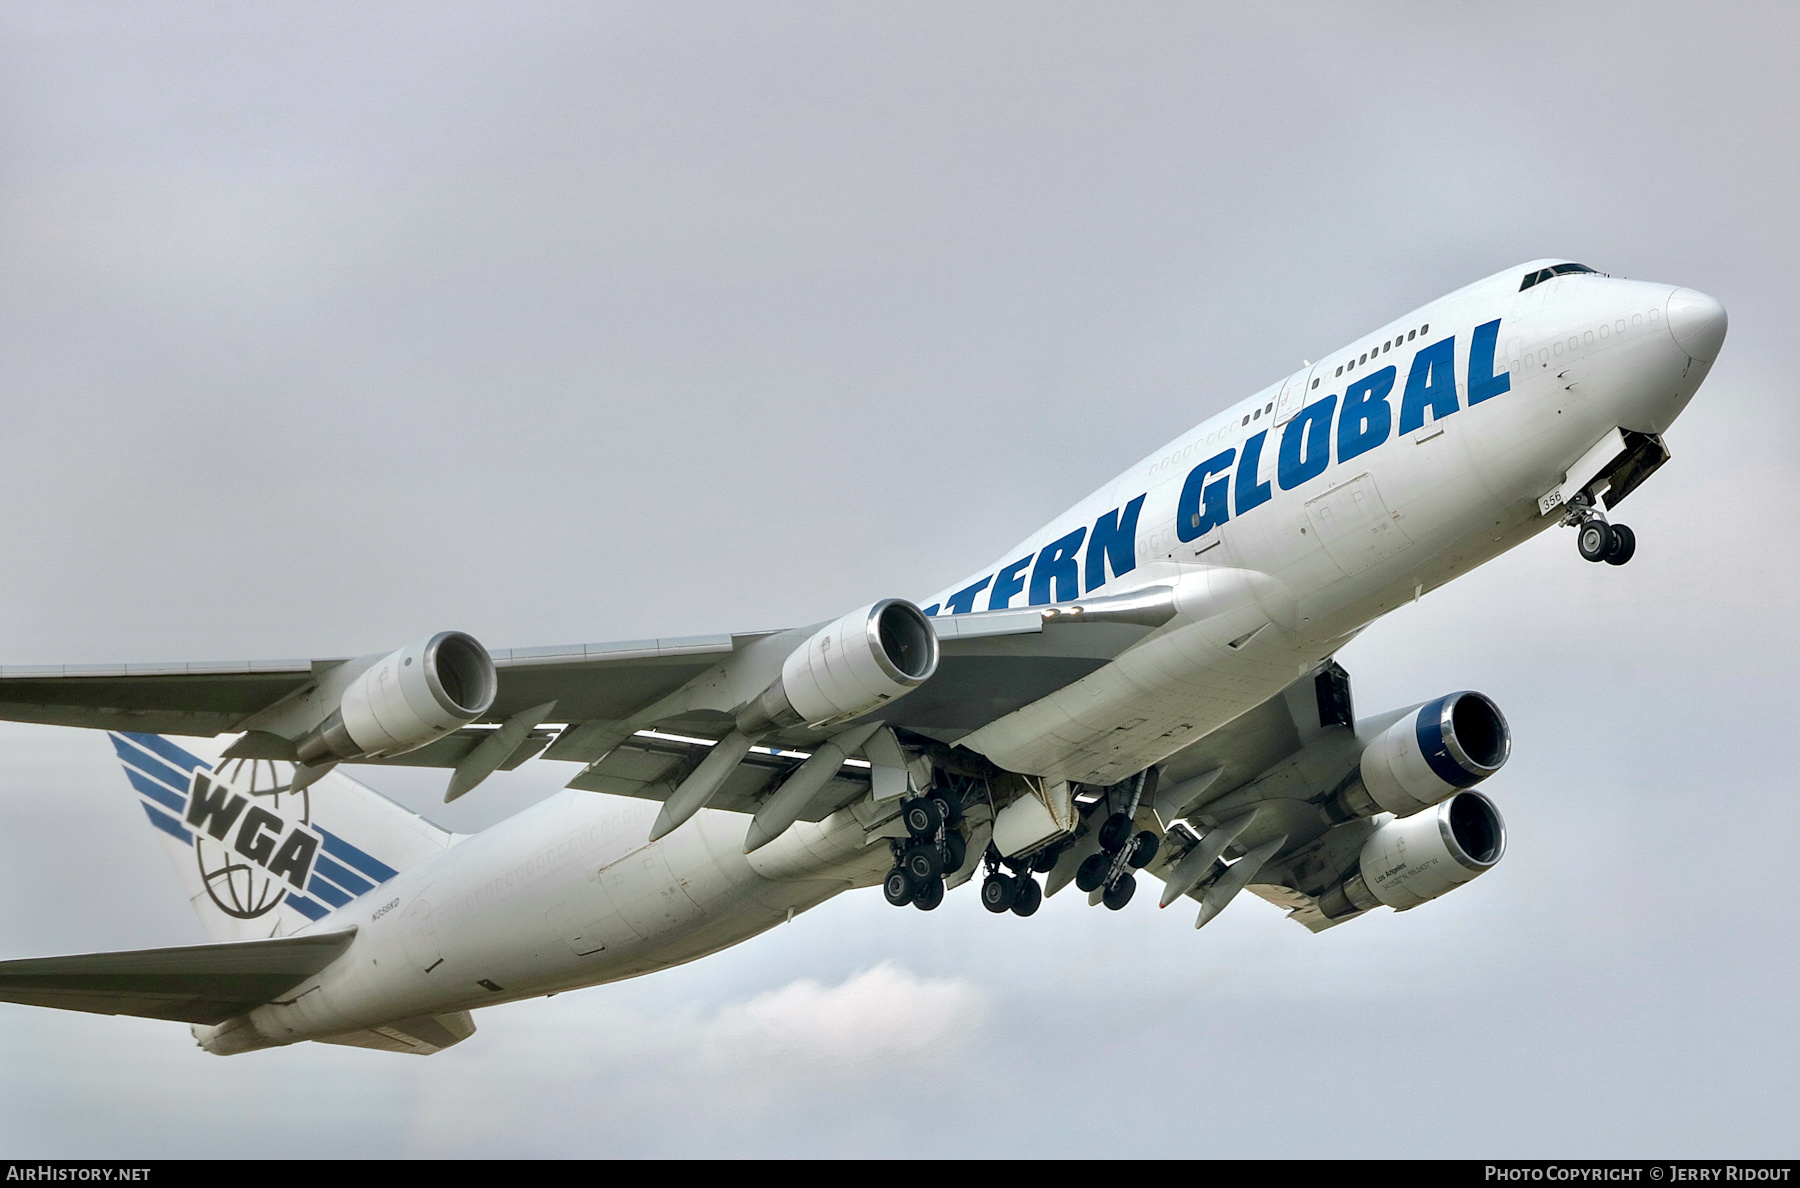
[183, 759, 322, 920]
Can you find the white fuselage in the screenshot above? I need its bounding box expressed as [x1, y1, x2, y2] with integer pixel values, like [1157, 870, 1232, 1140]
[206, 261, 1718, 1052]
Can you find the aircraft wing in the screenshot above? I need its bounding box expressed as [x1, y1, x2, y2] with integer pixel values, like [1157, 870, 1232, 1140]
[0, 608, 1163, 792]
[0, 929, 356, 1025]
[1127, 660, 1393, 933]
[0, 604, 1159, 824]
[0, 632, 764, 738]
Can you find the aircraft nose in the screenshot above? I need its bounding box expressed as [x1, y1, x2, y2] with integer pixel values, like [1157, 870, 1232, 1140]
[1665, 288, 1728, 362]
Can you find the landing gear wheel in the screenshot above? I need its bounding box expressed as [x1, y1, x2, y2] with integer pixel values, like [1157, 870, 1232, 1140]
[1098, 812, 1133, 852]
[929, 790, 963, 829]
[1102, 873, 1137, 911]
[903, 844, 943, 883]
[912, 878, 945, 911]
[1126, 831, 1160, 870]
[902, 798, 943, 839]
[1604, 522, 1636, 565]
[981, 872, 1018, 913]
[883, 867, 915, 907]
[1578, 519, 1615, 563]
[941, 832, 968, 876]
[1010, 876, 1042, 917]
[1075, 852, 1111, 893]
[1029, 845, 1062, 874]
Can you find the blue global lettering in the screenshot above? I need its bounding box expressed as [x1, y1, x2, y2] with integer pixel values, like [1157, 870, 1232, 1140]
[1467, 318, 1510, 404]
[987, 555, 1033, 610]
[1338, 364, 1397, 463]
[933, 318, 1511, 613]
[1177, 449, 1235, 542]
[1398, 335, 1457, 434]
[1234, 430, 1274, 515]
[1192, 318, 1511, 538]
[1085, 495, 1145, 592]
[1029, 527, 1086, 606]
[1277, 393, 1336, 489]
[929, 494, 1150, 616]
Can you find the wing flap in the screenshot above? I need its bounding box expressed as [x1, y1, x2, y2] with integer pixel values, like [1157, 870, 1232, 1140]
[352, 726, 554, 771]
[0, 929, 356, 1025]
[564, 733, 870, 821]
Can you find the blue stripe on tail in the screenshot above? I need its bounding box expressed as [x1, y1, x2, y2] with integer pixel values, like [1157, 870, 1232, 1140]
[124, 767, 186, 814]
[317, 828, 399, 883]
[283, 893, 330, 921]
[111, 735, 192, 799]
[312, 854, 376, 898]
[141, 802, 193, 844]
[118, 732, 210, 773]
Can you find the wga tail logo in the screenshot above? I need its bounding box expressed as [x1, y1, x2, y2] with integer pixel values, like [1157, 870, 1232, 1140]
[184, 760, 321, 919]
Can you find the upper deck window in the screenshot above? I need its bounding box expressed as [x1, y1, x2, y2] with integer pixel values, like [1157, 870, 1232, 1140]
[1520, 262, 1599, 291]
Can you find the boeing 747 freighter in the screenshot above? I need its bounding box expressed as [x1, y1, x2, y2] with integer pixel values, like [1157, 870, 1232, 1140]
[0, 260, 1726, 1055]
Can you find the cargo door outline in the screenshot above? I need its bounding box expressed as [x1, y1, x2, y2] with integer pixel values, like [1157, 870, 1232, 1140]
[1304, 472, 1409, 576]
[548, 866, 635, 955]
[403, 892, 443, 974]
[602, 849, 702, 940]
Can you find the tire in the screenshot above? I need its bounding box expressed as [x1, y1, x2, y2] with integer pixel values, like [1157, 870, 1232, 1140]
[1604, 522, 1636, 565]
[1126, 831, 1160, 870]
[903, 844, 943, 882]
[912, 877, 945, 911]
[981, 872, 1018, 913]
[930, 790, 963, 829]
[1029, 845, 1062, 874]
[1098, 812, 1133, 852]
[1578, 519, 1614, 562]
[902, 798, 943, 839]
[1075, 852, 1111, 893]
[1010, 876, 1042, 917]
[941, 832, 968, 875]
[883, 867, 914, 907]
[1102, 873, 1137, 911]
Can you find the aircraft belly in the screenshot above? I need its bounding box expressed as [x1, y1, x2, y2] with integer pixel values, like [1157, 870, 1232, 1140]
[962, 572, 1314, 784]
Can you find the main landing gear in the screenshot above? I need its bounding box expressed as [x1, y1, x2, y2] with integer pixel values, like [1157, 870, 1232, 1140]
[1566, 495, 1635, 566]
[1072, 811, 1160, 911]
[1073, 771, 1162, 912]
[979, 847, 1046, 917]
[882, 785, 967, 912]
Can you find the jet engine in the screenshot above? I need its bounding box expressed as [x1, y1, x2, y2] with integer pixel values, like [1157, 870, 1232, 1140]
[295, 631, 498, 764]
[736, 599, 938, 733]
[1324, 690, 1510, 819]
[1317, 790, 1506, 920]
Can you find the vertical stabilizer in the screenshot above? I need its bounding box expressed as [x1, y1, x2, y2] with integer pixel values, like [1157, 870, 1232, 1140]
[108, 732, 456, 943]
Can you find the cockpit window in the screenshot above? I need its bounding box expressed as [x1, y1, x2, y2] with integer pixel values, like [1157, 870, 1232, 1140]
[1520, 262, 1599, 291]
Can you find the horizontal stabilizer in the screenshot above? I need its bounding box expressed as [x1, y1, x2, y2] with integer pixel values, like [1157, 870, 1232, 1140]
[0, 929, 355, 1025]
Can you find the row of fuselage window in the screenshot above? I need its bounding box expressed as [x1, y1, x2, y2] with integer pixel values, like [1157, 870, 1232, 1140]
[1240, 321, 1433, 427]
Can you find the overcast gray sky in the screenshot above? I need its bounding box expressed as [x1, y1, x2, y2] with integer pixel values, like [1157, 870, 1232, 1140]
[0, 1, 1794, 1158]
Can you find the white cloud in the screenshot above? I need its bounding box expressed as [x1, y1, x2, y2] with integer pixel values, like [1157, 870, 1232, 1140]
[399, 962, 989, 1157]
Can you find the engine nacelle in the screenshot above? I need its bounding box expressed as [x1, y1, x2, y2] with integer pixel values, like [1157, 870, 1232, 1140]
[295, 631, 497, 764]
[1319, 790, 1506, 919]
[737, 599, 938, 733]
[1325, 690, 1510, 820]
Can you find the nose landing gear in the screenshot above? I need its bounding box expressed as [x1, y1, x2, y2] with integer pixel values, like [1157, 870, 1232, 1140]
[1566, 496, 1636, 566]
